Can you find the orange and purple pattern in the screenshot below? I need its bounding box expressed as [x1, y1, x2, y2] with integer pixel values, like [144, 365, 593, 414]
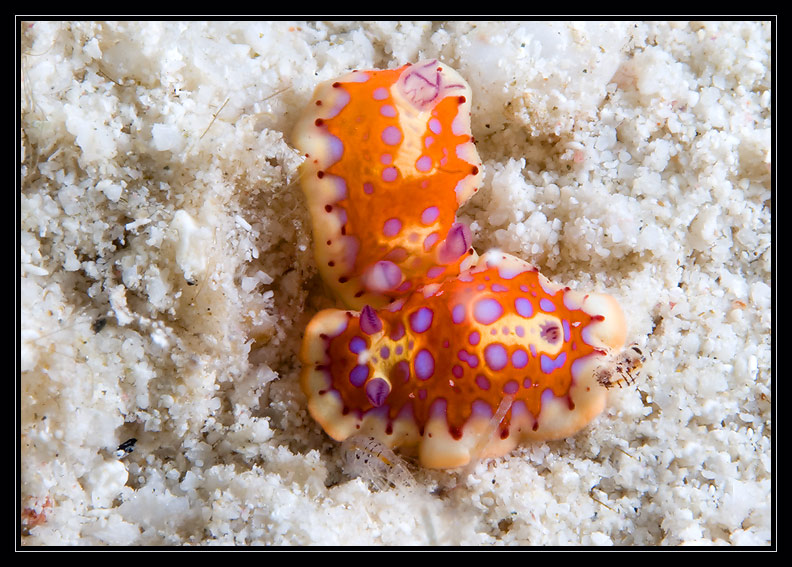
[294, 62, 630, 468]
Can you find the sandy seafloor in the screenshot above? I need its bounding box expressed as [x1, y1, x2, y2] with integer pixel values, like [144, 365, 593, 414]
[19, 20, 773, 546]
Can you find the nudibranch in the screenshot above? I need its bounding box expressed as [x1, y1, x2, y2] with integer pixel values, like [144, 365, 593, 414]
[292, 60, 483, 310]
[300, 251, 628, 469]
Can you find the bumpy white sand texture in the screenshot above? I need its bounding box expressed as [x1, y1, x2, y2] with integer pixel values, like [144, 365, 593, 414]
[20, 21, 772, 546]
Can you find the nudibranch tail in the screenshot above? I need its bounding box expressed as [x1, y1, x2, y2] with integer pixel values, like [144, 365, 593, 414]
[300, 251, 628, 469]
[292, 60, 483, 310]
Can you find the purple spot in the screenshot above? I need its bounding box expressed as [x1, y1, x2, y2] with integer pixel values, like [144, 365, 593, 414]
[325, 89, 350, 119]
[365, 377, 390, 407]
[381, 126, 402, 146]
[424, 136, 434, 148]
[540, 351, 567, 374]
[416, 155, 433, 173]
[540, 298, 556, 312]
[540, 321, 561, 344]
[512, 349, 528, 369]
[349, 365, 369, 387]
[429, 117, 442, 134]
[380, 104, 397, 117]
[346, 72, 370, 83]
[468, 330, 480, 345]
[523, 377, 533, 389]
[473, 298, 504, 325]
[409, 307, 434, 333]
[452, 364, 463, 378]
[563, 319, 571, 342]
[359, 305, 382, 335]
[475, 374, 491, 390]
[426, 266, 446, 279]
[383, 217, 402, 237]
[470, 400, 492, 420]
[414, 349, 435, 380]
[496, 264, 523, 280]
[379, 346, 391, 359]
[364, 260, 402, 292]
[503, 380, 519, 395]
[380, 153, 393, 165]
[484, 343, 508, 371]
[330, 177, 348, 201]
[515, 325, 525, 337]
[327, 134, 344, 164]
[515, 297, 533, 318]
[452, 304, 465, 324]
[373, 87, 389, 100]
[421, 206, 439, 225]
[423, 232, 439, 251]
[457, 349, 479, 368]
[382, 167, 398, 182]
[349, 336, 366, 354]
[363, 182, 374, 194]
[492, 283, 509, 292]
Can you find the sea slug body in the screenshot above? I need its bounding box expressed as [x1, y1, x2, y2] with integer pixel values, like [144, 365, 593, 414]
[294, 61, 636, 469]
[292, 60, 483, 310]
[300, 251, 628, 469]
